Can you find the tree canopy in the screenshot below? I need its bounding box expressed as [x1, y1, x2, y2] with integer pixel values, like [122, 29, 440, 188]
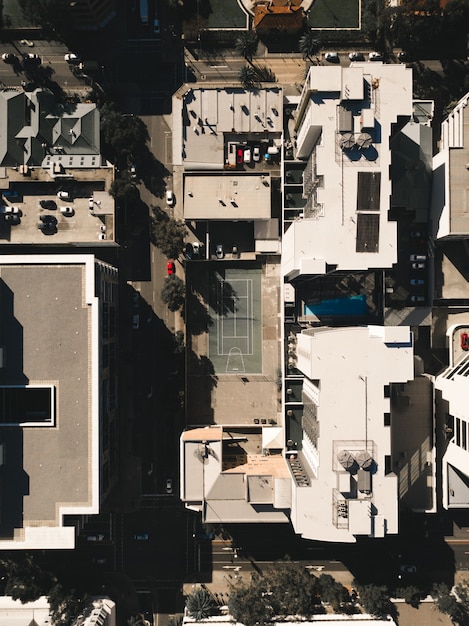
[227, 561, 352, 626]
[355, 583, 393, 617]
[1, 556, 56, 604]
[235, 31, 259, 62]
[150, 206, 187, 259]
[161, 275, 186, 312]
[48, 584, 87, 626]
[238, 66, 260, 90]
[109, 171, 140, 205]
[298, 31, 321, 60]
[100, 104, 148, 166]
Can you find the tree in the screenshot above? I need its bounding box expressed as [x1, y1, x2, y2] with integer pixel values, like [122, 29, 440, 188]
[48, 584, 86, 626]
[317, 574, 349, 612]
[432, 583, 464, 623]
[100, 103, 148, 166]
[150, 207, 187, 259]
[238, 65, 260, 89]
[263, 561, 321, 617]
[390, 0, 446, 54]
[109, 172, 140, 204]
[298, 31, 321, 60]
[228, 561, 324, 624]
[18, 0, 70, 37]
[228, 578, 271, 626]
[235, 31, 259, 62]
[356, 583, 393, 617]
[185, 588, 215, 620]
[161, 275, 185, 312]
[396, 585, 423, 609]
[1, 556, 56, 604]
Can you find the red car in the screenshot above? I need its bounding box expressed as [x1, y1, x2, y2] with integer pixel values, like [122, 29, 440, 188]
[167, 260, 175, 275]
[236, 147, 243, 164]
[461, 332, 469, 351]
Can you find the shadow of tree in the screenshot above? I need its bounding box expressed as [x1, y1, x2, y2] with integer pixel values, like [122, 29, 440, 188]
[186, 352, 218, 425]
[184, 290, 213, 336]
[23, 65, 71, 104]
[134, 144, 170, 198]
[188, 354, 218, 388]
[190, 269, 239, 317]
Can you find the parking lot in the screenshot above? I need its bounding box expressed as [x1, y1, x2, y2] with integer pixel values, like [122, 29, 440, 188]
[385, 218, 431, 309]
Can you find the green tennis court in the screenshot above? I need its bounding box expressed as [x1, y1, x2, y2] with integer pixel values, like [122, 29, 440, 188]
[307, 0, 360, 29]
[208, 267, 262, 374]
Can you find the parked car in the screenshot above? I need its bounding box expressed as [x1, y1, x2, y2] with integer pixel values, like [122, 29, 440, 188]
[397, 51, 408, 61]
[132, 292, 140, 308]
[184, 242, 193, 260]
[3, 189, 19, 198]
[348, 52, 364, 61]
[243, 147, 251, 163]
[411, 262, 425, 270]
[86, 534, 104, 542]
[369, 51, 383, 61]
[193, 529, 215, 540]
[216, 244, 224, 259]
[167, 260, 175, 275]
[236, 147, 243, 164]
[57, 190, 72, 200]
[134, 532, 149, 541]
[399, 564, 417, 574]
[23, 53, 41, 64]
[166, 478, 173, 494]
[325, 52, 339, 63]
[2, 53, 17, 63]
[461, 332, 469, 351]
[166, 190, 175, 207]
[64, 53, 81, 63]
[60, 206, 74, 216]
[410, 253, 426, 262]
[410, 278, 425, 286]
[410, 295, 425, 303]
[153, 18, 160, 34]
[192, 241, 200, 258]
[4, 214, 20, 226]
[132, 314, 140, 330]
[253, 146, 261, 161]
[40, 199, 57, 210]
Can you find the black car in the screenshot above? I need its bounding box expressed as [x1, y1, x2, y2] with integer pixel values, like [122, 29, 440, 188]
[22, 53, 41, 65]
[40, 214, 58, 225]
[40, 200, 57, 210]
[2, 53, 18, 64]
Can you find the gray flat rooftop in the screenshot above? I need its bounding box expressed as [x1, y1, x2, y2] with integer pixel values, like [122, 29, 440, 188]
[181, 87, 283, 167]
[0, 261, 93, 536]
[184, 172, 272, 220]
[0, 166, 115, 244]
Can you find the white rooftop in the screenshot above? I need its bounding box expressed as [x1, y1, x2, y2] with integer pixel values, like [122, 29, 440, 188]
[283, 63, 413, 276]
[292, 325, 414, 542]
